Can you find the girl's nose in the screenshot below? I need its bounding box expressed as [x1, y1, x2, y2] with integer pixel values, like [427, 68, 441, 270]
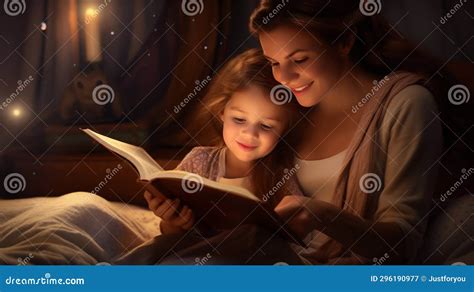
[242, 124, 259, 138]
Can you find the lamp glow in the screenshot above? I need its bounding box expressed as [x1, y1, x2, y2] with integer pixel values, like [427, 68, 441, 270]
[86, 8, 96, 17]
[12, 108, 22, 118]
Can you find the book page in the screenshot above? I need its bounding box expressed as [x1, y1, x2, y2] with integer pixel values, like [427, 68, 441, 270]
[81, 128, 163, 180]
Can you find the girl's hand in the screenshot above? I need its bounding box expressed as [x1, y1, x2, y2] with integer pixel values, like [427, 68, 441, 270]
[274, 195, 321, 238]
[144, 189, 195, 234]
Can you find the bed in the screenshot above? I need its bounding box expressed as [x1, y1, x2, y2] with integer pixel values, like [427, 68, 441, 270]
[1, 191, 472, 265]
[0, 192, 306, 265]
[0, 192, 161, 265]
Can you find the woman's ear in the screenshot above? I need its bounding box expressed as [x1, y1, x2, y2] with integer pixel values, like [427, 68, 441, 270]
[337, 30, 356, 56]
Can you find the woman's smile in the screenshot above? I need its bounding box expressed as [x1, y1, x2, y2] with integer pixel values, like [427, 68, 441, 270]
[290, 81, 314, 97]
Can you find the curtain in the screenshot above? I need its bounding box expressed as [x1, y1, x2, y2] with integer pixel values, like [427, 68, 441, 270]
[122, 0, 235, 147]
[12, 0, 161, 122]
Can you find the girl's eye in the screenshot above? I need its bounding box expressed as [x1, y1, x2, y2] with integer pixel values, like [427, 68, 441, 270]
[294, 57, 308, 64]
[270, 62, 279, 67]
[232, 117, 245, 124]
[260, 124, 273, 131]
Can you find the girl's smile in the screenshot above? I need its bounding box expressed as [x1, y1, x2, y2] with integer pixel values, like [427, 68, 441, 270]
[221, 85, 289, 163]
[236, 141, 258, 152]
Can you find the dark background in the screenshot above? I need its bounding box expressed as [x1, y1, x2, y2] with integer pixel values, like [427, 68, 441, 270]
[0, 0, 472, 205]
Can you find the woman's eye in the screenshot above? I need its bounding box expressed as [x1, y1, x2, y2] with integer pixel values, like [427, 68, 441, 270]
[232, 117, 245, 124]
[294, 57, 308, 64]
[270, 62, 279, 67]
[260, 124, 273, 131]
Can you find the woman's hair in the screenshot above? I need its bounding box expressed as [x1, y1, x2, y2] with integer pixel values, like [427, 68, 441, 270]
[198, 48, 302, 206]
[250, 0, 449, 79]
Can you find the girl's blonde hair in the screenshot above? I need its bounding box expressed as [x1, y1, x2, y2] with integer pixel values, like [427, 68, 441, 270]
[198, 48, 302, 206]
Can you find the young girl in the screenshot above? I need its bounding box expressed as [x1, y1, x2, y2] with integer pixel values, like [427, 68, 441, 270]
[144, 48, 304, 235]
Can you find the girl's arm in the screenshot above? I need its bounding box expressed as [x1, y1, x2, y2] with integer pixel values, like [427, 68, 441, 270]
[144, 147, 212, 234]
[144, 190, 194, 234]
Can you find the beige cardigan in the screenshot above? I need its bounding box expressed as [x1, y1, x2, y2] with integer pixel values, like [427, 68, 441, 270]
[305, 72, 442, 264]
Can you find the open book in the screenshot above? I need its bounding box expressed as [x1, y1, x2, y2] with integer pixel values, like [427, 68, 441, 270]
[81, 128, 305, 246]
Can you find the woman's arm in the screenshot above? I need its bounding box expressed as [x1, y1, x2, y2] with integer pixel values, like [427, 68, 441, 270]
[278, 86, 442, 262]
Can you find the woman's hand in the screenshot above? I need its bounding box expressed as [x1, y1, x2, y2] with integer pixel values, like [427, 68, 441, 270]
[274, 195, 322, 239]
[144, 188, 195, 234]
[276, 195, 405, 260]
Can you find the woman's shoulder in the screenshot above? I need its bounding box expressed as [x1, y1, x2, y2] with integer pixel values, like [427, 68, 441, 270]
[386, 84, 438, 115]
[380, 84, 442, 145]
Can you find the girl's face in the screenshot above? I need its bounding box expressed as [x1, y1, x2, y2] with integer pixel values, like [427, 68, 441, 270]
[221, 85, 288, 162]
[259, 25, 346, 107]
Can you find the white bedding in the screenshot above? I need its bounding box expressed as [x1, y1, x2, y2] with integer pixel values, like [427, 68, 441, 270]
[0, 192, 161, 265]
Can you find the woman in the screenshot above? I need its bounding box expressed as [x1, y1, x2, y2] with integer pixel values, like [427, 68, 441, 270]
[248, 0, 446, 264]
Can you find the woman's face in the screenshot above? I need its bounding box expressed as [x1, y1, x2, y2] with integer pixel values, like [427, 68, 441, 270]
[259, 25, 346, 107]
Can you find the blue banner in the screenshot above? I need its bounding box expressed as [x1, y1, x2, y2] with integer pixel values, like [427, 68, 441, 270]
[0, 265, 472, 292]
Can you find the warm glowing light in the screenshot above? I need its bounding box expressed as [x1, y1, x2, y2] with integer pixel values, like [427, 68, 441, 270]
[84, 6, 102, 62]
[12, 108, 22, 117]
[86, 8, 96, 17]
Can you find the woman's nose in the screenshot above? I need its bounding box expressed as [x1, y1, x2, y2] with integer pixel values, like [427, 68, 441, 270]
[276, 63, 299, 85]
